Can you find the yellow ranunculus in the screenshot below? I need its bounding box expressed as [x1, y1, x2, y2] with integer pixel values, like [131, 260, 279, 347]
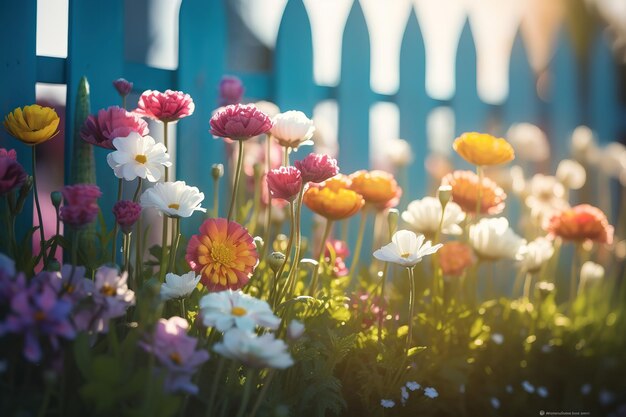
[303, 175, 365, 220]
[4, 105, 60, 145]
[349, 170, 401, 209]
[453, 132, 515, 166]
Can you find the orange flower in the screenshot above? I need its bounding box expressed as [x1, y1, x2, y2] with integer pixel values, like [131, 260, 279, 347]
[438, 242, 475, 276]
[185, 218, 259, 291]
[349, 170, 402, 209]
[547, 204, 614, 244]
[453, 132, 514, 166]
[442, 170, 506, 215]
[303, 175, 364, 220]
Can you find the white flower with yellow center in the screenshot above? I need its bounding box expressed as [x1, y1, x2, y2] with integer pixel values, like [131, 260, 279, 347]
[140, 181, 205, 218]
[161, 271, 201, 300]
[401, 197, 465, 236]
[469, 218, 525, 261]
[106, 132, 171, 182]
[213, 328, 294, 369]
[373, 230, 442, 268]
[271, 110, 315, 149]
[199, 290, 280, 332]
[516, 237, 554, 273]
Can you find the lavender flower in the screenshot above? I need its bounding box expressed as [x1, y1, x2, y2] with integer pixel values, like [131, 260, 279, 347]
[140, 317, 209, 394]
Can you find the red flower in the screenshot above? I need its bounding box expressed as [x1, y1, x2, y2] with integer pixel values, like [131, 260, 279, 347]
[295, 153, 339, 184]
[136, 90, 195, 123]
[266, 166, 303, 201]
[209, 104, 273, 141]
[547, 204, 614, 244]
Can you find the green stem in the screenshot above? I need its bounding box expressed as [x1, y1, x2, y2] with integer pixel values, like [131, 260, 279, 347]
[283, 146, 289, 166]
[406, 267, 416, 354]
[180, 298, 186, 320]
[111, 178, 123, 263]
[262, 134, 273, 259]
[248, 370, 275, 417]
[158, 216, 170, 282]
[206, 358, 226, 417]
[522, 271, 533, 301]
[168, 218, 181, 273]
[227, 140, 245, 222]
[163, 121, 169, 181]
[133, 178, 143, 202]
[235, 369, 256, 417]
[309, 219, 333, 296]
[377, 262, 388, 343]
[122, 95, 127, 110]
[212, 176, 220, 218]
[475, 165, 483, 221]
[32, 146, 47, 268]
[249, 168, 263, 235]
[347, 210, 368, 285]
[273, 201, 296, 307]
[282, 186, 306, 303]
[512, 268, 525, 298]
[569, 244, 580, 313]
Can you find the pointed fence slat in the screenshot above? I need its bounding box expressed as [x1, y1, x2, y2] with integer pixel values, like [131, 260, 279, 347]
[589, 30, 620, 144]
[503, 33, 540, 128]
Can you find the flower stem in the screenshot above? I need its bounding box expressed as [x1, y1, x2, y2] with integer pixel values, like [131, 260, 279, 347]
[205, 357, 226, 417]
[283, 146, 289, 166]
[406, 267, 416, 354]
[475, 165, 483, 221]
[122, 95, 127, 110]
[212, 175, 220, 218]
[262, 134, 273, 259]
[227, 140, 245, 222]
[248, 369, 275, 417]
[158, 216, 170, 282]
[569, 244, 580, 313]
[31, 146, 47, 268]
[522, 271, 533, 301]
[180, 298, 186, 320]
[163, 121, 169, 181]
[122, 232, 132, 273]
[273, 201, 296, 307]
[377, 262, 388, 343]
[309, 219, 333, 296]
[347, 210, 368, 285]
[282, 186, 305, 302]
[168, 218, 181, 273]
[235, 369, 256, 417]
[111, 178, 123, 263]
[133, 178, 143, 202]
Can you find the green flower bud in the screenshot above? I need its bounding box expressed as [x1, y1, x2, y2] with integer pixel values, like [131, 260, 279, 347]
[47, 259, 61, 272]
[211, 163, 224, 180]
[387, 208, 399, 238]
[253, 236, 264, 252]
[268, 252, 286, 273]
[50, 191, 63, 208]
[438, 185, 452, 208]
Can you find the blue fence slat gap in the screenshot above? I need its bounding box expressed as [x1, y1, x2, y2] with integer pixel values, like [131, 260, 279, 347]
[37, 56, 67, 85]
[590, 30, 620, 144]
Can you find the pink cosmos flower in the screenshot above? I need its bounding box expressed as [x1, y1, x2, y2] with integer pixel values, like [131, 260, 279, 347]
[80, 106, 149, 149]
[135, 89, 195, 123]
[0, 148, 17, 160]
[295, 153, 339, 184]
[60, 184, 102, 229]
[266, 166, 303, 201]
[218, 75, 244, 106]
[113, 78, 133, 97]
[0, 156, 27, 195]
[112, 200, 142, 234]
[209, 104, 273, 141]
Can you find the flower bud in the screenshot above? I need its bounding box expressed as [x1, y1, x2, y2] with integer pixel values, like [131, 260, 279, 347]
[50, 191, 63, 208]
[15, 176, 34, 214]
[211, 163, 224, 180]
[387, 209, 399, 238]
[47, 259, 61, 272]
[534, 281, 555, 300]
[268, 252, 286, 273]
[580, 261, 604, 292]
[113, 78, 133, 97]
[253, 236, 264, 252]
[437, 185, 452, 208]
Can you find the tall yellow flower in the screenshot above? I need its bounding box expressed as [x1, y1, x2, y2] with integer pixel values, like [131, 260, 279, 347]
[349, 170, 402, 209]
[453, 132, 514, 166]
[3, 105, 60, 145]
[303, 175, 364, 220]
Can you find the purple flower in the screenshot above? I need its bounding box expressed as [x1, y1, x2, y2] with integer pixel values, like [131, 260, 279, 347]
[73, 266, 134, 334]
[0, 156, 27, 195]
[218, 76, 244, 106]
[140, 316, 209, 394]
[0, 273, 75, 362]
[60, 184, 102, 229]
[113, 78, 133, 97]
[0, 148, 17, 160]
[112, 200, 142, 234]
[80, 106, 149, 150]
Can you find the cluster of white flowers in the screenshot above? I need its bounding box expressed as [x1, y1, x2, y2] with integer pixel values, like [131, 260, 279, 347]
[381, 381, 438, 408]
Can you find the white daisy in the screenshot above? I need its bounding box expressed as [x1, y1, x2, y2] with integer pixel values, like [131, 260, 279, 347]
[373, 230, 442, 268]
[140, 181, 206, 218]
[516, 237, 554, 273]
[380, 399, 395, 408]
[401, 197, 465, 236]
[271, 110, 315, 149]
[424, 387, 438, 399]
[106, 132, 171, 182]
[160, 271, 201, 300]
[469, 218, 525, 261]
[213, 328, 293, 369]
[199, 290, 280, 332]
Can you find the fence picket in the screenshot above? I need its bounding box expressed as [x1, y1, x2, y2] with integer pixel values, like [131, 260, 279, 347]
[504, 32, 540, 127]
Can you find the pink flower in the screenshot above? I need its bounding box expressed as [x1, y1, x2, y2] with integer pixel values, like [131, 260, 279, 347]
[295, 153, 339, 184]
[0, 156, 27, 195]
[324, 239, 350, 277]
[0, 148, 17, 160]
[266, 166, 303, 201]
[112, 200, 142, 234]
[113, 78, 133, 97]
[219, 75, 244, 106]
[210, 104, 273, 141]
[135, 89, 195, 123]
[80, 106, 149, 149]
[60, 184, 102, 228]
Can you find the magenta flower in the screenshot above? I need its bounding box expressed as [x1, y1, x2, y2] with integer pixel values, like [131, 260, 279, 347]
[80, 106, 149, 149]
[0, 156, 27, 195]
[295, 153, 339, 184]
[0, 272, 75, 362]
[140, 316, 209, 394]
[209, 104, 273, 141]
[0, 148, 17, 160]
[266, 166, 303, 201]
[112, 200, 142, 234]
[60, 184, 102, 229]
[218, 75, 245, 106]
[324, 239, 350, 277]
[113, 78, 133, 97]
[135, 89, 195, 123]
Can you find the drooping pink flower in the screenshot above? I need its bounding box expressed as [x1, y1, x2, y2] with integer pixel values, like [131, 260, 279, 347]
[112, 200, 142, 234]
[80, 106, 149, 149]
[0, 156, 27, 195]
[60, 184, 102, 229]
[218, 75, 244, 106]
[135, 89, 195, 123]
[209, 104, 273, 141]
[0, 148, 17, 160]
[266, 166, 303, 201]
[295, 153, 339, 184]
[113, 78, 133, 97]
[324, 239, 351, 277]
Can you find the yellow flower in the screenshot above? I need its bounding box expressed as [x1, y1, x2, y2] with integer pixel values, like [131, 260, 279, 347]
[349, 170, 402, 209]
[4, 105, 60, 145]
[453, 132, 514, 166]
[303, 174, 364, 220]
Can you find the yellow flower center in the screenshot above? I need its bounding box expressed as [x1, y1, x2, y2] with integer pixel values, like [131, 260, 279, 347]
[400, 253, 411, 258]
[100, 284, 117, 296]
[168, 203, 180, 210]
[231, 306, 247, 317]
[169, 352, 183, 365]
[135, 154, 148, 164]
[211, 243, 236, 265]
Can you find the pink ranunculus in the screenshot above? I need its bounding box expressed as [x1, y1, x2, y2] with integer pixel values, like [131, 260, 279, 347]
[112, 200, 142, 234]
[0, 148, 17, 160]
[295, 153, 339, 184]
[0, 156, 27, 195]
[266, 166, 303, 201]
[209, 104, 273, 141]
[218, 75, 244, 106]
[135, 89, 195, 123]
[60, 184, 102, 229]
[80, 106, 149, 149]
[113, 78, 133, 97]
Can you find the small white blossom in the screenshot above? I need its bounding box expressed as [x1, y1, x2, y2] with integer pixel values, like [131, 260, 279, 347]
[380, 399, 395, 408]
[507, 123, 550, 162]
[491, 333, 504, 345]
[401, 386, 409, 405]
[537, 387, 549, 398]
[401, 197, 465, 236]
[385, 138, 414, 167]
[580, 261, 605, 292]
[406, 381, 421, 391]
[160, 271, 201, 300]
[199, 290, 280, 332]
[490, 397, 501, 409]
[424, 387, 438, 399]
[373, 230, 442, 268]
[516, 237, 554, 273]
[522, 381, 535, 393]
[271, 110, 315, 149]
[469, 218, 525, 261]
[214, 328, 293, 369]
[556, 159, 586, 190]
[140, 181, 206, 218]
[106, 132, 171, 182]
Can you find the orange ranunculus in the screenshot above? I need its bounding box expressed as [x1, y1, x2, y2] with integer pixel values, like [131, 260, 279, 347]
[453, 132, 514, 166]
[3, 105, 60, 145]
[439, 242, 475, 276]
[349, 170, 402, 209]
[442, 170, 506, 215]
[547, 204, 614, 244]
[303, 175, 364, 220]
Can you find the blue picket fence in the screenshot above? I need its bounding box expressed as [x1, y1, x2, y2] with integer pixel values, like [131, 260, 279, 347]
[0, 0, 624, 239]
